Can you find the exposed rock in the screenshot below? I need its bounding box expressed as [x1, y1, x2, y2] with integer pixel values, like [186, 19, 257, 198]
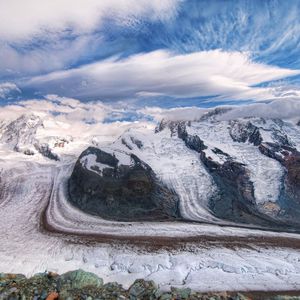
[170, 287, 191, 299]
[229, 120, 262, 146]
[259, 142, 300, 217]
[130, 137, 143, 149]
[177, 122, 206, 152]
[156, 120, 207, 152]
[0, 270, 298, 300]
[68, 147, 181, 221]
[155, 119, 185, 137]
[199, 107, 232, 122]
[199, 150, 270, 225]
[57, 269, 103, 291]
[128, 279, 158, 300]
[46, 291, 59, 300]
[35, 143, 60, 161]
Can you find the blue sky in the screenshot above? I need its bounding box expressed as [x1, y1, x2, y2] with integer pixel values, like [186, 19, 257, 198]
[1, 0, 300, 109]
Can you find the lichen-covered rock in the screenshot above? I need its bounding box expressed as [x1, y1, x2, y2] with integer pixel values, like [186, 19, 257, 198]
[128, 279, 158, 300]
[0, 272, 58, 300]
[170, 287, 191, 299]
[0, 271, 300, 300]
[57, 269, 103, 291]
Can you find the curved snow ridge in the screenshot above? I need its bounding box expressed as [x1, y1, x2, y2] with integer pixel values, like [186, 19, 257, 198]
[42, 160, 300, 241]
[110, 128, 219, 222]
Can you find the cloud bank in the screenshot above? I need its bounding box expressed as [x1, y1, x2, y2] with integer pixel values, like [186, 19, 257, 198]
[0, 0, 178, 42]
[0, 95, 152, 141]
[141, 99, 300, 124]
[0, 82, 20, 99]
[24, 50, 300, 102]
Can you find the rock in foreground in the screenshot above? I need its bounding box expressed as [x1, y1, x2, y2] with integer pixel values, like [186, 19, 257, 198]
[1, 269, 300, 300]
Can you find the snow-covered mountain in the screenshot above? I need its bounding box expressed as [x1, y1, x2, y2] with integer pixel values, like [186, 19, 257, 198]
[2, 108, 300, 291]
[2, 109, 300, 231]
[0, 114, 77, 161]
[68, 108, 300, 231]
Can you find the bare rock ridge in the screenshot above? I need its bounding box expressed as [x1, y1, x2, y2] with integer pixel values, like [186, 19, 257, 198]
[68, 147, 181, 221]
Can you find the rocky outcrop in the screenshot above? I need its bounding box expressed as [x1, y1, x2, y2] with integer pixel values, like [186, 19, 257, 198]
[156, 120, 206, 152]
[35, 143, 60, 161]
[259, 142, 300, 218]
[177, 122, 207, 152]
[68, 147, 181, 221]
[229, 120, 262, 146]
[200, 151, 256, 223]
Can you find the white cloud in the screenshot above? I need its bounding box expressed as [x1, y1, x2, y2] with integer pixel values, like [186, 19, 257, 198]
[0, 0, 179, 42]
[25, 50, 300, 102]
[2, 96, 300, 145]
[218, 99, 300, 122]
[141, 99, 300, 124]
[0, 82, 20, 98]
[0, 1, 180, 77]
[139, 106, 209, 122]
[0, 36, 94, 76]
[0, 95, 153, 141]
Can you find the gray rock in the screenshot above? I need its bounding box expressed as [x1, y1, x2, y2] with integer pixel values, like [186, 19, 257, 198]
[68, 147, 181, 221]
[58, 269, 103, 291]
[128, 279, 158, 300]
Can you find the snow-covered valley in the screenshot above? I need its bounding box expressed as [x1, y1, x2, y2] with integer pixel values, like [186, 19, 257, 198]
[1, 107, 300, 292]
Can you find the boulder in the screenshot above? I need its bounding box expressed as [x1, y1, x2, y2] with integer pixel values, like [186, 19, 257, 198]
[68, 147, 181, 221]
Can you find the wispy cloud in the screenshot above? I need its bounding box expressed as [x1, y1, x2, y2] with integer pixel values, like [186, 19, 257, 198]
[0, 82, 20, 99]
[0, 0, 179, 42]
[0, 0, 179, 78]
[140, 98, 300, 123]
[1, 0, 300, 108]
[24, 50, 300, 102]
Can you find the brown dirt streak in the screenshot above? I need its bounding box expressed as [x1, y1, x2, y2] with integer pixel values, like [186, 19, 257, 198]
[40, 203, 300, 251]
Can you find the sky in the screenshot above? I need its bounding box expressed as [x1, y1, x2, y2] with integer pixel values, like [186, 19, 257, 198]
[1, 0, 300, 116]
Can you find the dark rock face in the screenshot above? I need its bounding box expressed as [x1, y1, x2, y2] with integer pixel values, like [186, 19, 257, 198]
[130, 137, 143, 149]
[200, 151, 277, 226]
[68, 147, 181, 221]
[35, 143, 59, 161]
[229, 120, 262, 146]
[259, 142, 300, 218]
[157, 120, 207, 152]
[285, 153, 300, 205]
[177, 122, 207, 152]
